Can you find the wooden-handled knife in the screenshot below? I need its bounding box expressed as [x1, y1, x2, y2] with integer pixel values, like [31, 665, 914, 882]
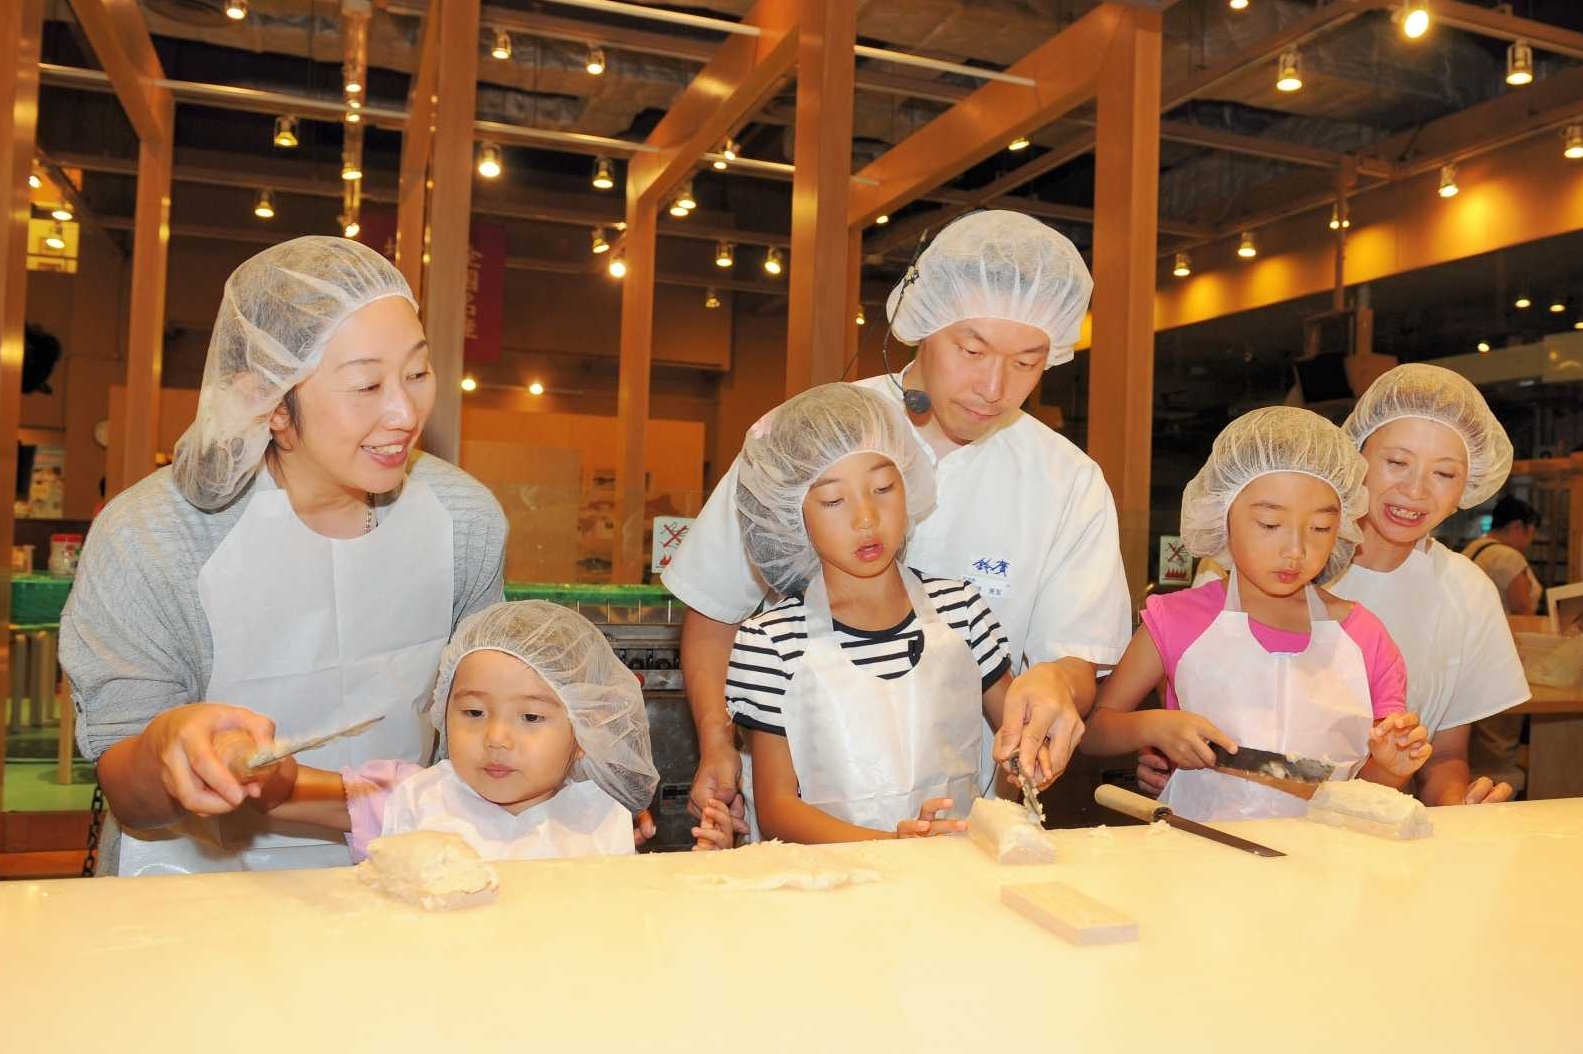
[1094, 784, 1286, 858]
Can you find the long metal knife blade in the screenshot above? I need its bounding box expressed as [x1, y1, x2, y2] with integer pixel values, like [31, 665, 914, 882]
[1163, 812, 1286, 858]
[1212, 743, 1334, 784]
[245, 715, 384, 770]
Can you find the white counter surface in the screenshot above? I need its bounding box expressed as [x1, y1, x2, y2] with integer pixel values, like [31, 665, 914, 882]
[5, 798, 1581, 1053]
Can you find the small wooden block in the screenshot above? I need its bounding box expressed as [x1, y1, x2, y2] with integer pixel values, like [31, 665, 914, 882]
[968, 797, 1057, 864]
[1000, 882, 1138, 945]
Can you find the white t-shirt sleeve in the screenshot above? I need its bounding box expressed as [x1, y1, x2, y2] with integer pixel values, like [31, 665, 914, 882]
[1442, 567, 1532, 730]
[660, 457, 770, 624]
[1023, 457, 1132, 669]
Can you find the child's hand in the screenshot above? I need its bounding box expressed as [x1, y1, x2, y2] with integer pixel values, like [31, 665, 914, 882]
[1141, 711, 1236, 770]
[1368, 712, 1432, 778]
[691, 798, 736, 851]
[895, 797, 968, 839]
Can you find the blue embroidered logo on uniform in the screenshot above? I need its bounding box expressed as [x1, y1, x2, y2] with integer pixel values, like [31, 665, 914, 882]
[967, 557, 1011, 598]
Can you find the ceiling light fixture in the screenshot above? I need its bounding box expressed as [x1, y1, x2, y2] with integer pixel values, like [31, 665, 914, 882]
[1172, 252, 1192, 278]
[1563, 125, 1583, 160]
[224, 0, 248, 21]
[273, 115, 299, 148]
[1506, 41, 1534, 86]
[1276, 49, 1303, 92]
[704, 288, 721, 310]
[590, 228, 609, 255]
[1437, 163, 1459, 198]
[715, 241, 735, 268]
[1398, 0, 1430, 40]
[491, 29, 512, 61]
[1237, 230, 1257, 259]
[763, 246, 784, 276]
[592, 156, 615, 190]
[253, 188, 275, 219]
[1008, 135, 1030, 151]
[476, 141, 503, 179]
[586, 46, 606, 76]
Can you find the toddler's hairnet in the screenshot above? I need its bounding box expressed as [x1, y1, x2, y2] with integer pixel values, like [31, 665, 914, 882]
[431, 601, 659, 813]
[736, 383, 935, 596]
[1342, 362, 1512, 509]
[172, 236, 418, 510]
[885, 210, 1092, 368]
[1181, 406, 1368, 584]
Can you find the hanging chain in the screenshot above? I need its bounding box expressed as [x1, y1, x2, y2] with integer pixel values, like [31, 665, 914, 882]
[81, 783, 105, 877]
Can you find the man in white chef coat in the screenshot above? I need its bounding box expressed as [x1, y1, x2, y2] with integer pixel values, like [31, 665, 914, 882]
[662, 211, 1133, 834]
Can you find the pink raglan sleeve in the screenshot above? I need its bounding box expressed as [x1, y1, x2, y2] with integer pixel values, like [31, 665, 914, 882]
[1345, 605, 1407, 720]
[1139, 580, 1222, 711]
[340, 760, 426, 862]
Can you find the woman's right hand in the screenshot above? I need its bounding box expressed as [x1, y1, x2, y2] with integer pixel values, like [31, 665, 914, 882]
[141, 703, 277, 818]
[1141, 711, 1236, 770]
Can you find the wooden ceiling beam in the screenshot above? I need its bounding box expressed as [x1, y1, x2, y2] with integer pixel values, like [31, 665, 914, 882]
[627, 0, 799, 208]
[63, 0, 173, 144]
[846, 4, 1121, 229]
[1432, 0, 1583, 61]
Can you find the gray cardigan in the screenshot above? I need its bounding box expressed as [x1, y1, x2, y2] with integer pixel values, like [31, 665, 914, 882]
[60, 454, 508, 759]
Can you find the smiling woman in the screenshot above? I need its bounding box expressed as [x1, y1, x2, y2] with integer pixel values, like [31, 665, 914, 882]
[58, 236, 509, 876]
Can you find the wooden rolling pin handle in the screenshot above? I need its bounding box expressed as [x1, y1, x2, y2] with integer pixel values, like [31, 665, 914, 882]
[1094, 783, 1166, 823]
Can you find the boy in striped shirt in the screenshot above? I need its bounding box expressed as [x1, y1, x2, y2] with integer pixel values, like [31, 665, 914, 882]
[693, 384, 1028, 849]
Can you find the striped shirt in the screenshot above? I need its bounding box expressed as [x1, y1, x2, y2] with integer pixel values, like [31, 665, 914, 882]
[727, 572, 1012, 737]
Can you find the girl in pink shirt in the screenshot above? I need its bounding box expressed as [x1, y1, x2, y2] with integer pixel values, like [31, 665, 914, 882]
[1080, 407, 1430, 821]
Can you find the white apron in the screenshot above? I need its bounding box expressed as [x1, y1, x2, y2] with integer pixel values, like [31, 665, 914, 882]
[777, 567, 984, 833]
[1161, 573, 1373, 822]
[383, 761, 634, 859]
[116, 477, 454, 876]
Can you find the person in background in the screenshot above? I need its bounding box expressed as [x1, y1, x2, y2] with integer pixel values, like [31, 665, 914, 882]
[1082, 407, 1426, 821]
[664, 211, 1130, 837]
[1460, 494, 1542, 793]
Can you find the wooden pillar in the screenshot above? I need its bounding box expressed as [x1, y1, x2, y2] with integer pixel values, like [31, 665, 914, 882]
[419, 0, 480, 464]
[117, 111, 173, 493]
[785, 0, 855, 396]
[1087, 7, 1161, 602]
[0, 0, 45, 812]
[612, 201, 658, 584]
[843, 226, 863, 377]
[395, 6, 438, 300]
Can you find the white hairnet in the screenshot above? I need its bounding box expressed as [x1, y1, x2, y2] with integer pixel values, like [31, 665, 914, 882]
[885, 210, 1093, 367]
[1181, 406, 1368, 584]
[431, 601, 659, 813]
[736, 383, 935, 596]
[172, 236, 418, 510]
[1342, 363, 1513, 509]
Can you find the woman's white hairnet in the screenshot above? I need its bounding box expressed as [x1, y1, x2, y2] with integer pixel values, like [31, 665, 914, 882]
[172, 236, 418, 510]
[736, 383, 935, 596]
[430, 601, 659, 813]
[1181, 406, 1368, 584]
[1343, 362, 1513, 509]
[884, 210, 1093, 368]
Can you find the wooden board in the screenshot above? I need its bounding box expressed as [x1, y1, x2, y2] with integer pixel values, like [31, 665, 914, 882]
[1000, 881, 1138, 945]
